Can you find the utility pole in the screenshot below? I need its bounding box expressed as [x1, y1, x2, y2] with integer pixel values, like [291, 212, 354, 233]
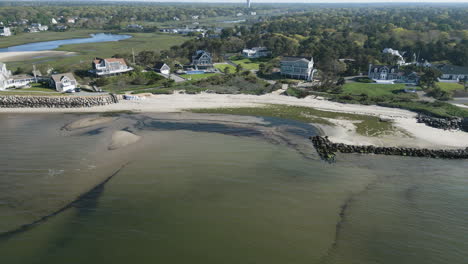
[32, 64, 37, 82]
[132, 48, 136, 64]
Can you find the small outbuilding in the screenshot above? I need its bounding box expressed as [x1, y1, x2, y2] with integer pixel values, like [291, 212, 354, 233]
[155, 62, 171, 75]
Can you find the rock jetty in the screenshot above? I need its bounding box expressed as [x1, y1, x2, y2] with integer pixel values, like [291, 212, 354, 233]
[0, 94, 118, 108]
[417, 114, 467, 132]
[311, 136, 468, 162]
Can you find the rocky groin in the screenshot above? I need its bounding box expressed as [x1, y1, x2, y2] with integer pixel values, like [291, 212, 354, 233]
[0, 94, 118, 108]
[311, 136, 468, 162]
[417, 114, 467, 132]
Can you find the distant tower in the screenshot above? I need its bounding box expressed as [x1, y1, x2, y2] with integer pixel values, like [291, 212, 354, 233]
[247, 0, 251, 8]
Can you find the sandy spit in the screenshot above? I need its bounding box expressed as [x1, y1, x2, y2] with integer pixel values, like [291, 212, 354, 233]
[108, 130, 141, 150]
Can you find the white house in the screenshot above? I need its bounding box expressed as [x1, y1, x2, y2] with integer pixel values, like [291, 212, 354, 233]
[155, 62, 171, 75]
[51, 18, 58, 24]
[50, 73, 78, 92]
[0, 26, 12, 37]
[0, 63, 36, 90]
[280, 57, 316, 81]
[434, 64, 468, 83]
[92, 58, 134, 76]
[0, 62, 12, 90]
[242, 47, 270, 58]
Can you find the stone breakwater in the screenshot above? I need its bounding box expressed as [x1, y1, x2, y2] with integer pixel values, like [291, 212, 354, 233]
[311, 136, 468, 162]
[417, 114, 468, 132]
[0, 94, 119, 108]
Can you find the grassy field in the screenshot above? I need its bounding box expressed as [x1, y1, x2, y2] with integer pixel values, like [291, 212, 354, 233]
[229, 56, 271, 71]
[437, 82, 465, 92]
[189, 104, 397, 137]
[0, 30, 104, 48]
[180, 73, 220, 81]
[214, 63, 236, 73]
[5, 32, 189, 75]
[342, 83, 408, 97]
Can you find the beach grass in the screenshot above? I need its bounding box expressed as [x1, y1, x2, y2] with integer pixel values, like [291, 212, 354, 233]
[188, 104, 397, 137]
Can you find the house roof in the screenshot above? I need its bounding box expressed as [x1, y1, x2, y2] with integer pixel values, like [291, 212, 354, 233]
[193, 50, 210, 60]
[281, 56, 312, 63]
[370, 65, 399, 70]
[154, 62, 169, 69]
[93, 58, 127, 66]
[435, 64, 468, 75]
[51, 72, 76, 83]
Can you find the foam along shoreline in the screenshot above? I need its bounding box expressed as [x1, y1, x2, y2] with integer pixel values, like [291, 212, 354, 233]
[0, 51, 76, 62]
[0, 92, 467, 149]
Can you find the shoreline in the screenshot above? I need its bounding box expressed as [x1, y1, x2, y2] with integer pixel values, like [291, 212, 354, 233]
[1, 92, 467, 149]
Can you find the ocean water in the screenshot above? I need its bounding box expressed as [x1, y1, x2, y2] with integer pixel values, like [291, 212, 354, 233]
[0, 113, 466, 264]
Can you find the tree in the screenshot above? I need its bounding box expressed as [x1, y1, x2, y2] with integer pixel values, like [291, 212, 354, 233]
[223, 66, 231, 75]
[235, 64, 243, 74]
[419, 68, 442, 89]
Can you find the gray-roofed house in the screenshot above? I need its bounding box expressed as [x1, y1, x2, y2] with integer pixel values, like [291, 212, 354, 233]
[434, 64, 468, 83]
[50, 73, 78, 92]
[280, 57, 316, 81]
[191, 50, 213, 70]
[155, 62, 171, 75]
[368, 64, 400, 81]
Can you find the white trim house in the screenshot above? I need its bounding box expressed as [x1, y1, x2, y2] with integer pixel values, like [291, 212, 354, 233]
[280, 57, 316, 81]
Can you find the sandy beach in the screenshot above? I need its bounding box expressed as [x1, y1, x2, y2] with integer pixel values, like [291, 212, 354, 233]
[0, 51, 76, 62]
[1, 92, 467, 149]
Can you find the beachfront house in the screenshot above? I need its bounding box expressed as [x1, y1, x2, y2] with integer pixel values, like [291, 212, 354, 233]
[242, 47, 271, 58]
[92, 58, 134, 77]
[0, 63, 37, 90]
[191, 50, 214, 70]
[50, 73, 78, 92]
[368, 64, 419, 84]
[155, 62, 171, 75]
[434, 64, 468, 83]
[280, 57, 316, 81]
[0, 26, 12, 37]
[368, 64, 400, 82]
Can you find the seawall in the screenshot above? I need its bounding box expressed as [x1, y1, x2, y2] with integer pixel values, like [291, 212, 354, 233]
[0, 94, 119, 108]
[311, 136, 468, 161]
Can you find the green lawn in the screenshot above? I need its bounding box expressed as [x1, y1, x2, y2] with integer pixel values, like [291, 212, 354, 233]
[342, 83, 408, 97]
[229, 56, 272, 71]
[437, 82, 465, 92]
[214, 63, 236, 73]
[180, 73, 220, 81]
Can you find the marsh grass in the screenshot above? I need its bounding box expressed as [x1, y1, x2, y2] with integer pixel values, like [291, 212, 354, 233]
[188, 104, 398, 137]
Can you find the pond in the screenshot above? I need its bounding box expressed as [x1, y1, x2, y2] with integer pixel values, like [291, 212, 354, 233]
[0, 33, 132, 52]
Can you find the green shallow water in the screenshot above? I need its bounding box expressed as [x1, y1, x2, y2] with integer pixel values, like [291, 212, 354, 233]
[0, 114, 466, 264]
